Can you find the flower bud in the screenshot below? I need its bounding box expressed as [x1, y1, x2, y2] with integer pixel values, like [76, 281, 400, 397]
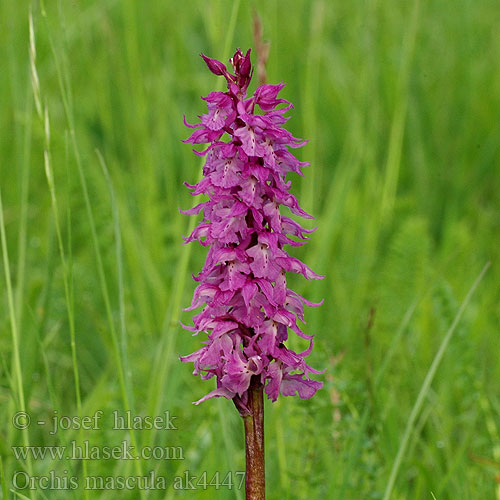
[239, 49, 252, 79]
[201, 54, 227, 76]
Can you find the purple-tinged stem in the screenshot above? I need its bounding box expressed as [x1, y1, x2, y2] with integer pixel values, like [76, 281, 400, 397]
[243, 376, 265, 500]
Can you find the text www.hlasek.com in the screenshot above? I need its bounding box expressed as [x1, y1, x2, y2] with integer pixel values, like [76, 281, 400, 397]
[11, 440, 184, 461]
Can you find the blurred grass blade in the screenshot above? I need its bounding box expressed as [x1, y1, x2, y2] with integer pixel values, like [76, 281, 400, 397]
[0, 191, 33, 491]
[380, 0, 421, 219]
[96, 149, 135, 409]
[0, 455, 8, 500]
[40, 7, 145, 495]
[30, 8, 89, 496]
[383, 262, 490, 500]
[10, 490, 31, 500]
[301, 0, 325, 215]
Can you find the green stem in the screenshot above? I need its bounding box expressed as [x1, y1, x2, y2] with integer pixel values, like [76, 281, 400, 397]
[243, 378, 265, 500]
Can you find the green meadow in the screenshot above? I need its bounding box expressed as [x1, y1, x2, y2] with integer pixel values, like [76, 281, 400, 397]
[1, 0, 499, 498]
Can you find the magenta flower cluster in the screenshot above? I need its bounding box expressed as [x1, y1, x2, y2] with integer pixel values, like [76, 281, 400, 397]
[180, 49, 323, 413]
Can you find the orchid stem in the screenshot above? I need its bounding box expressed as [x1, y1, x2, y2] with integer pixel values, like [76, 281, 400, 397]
[243, 377, 265, 500]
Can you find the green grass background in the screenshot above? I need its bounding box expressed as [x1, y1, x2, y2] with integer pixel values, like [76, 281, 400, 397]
[1, 0, 499, 498]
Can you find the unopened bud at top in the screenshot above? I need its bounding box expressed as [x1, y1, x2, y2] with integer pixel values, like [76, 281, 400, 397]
[201, 54, 228, 76]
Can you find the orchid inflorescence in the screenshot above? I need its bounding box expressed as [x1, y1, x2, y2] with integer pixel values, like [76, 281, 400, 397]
[180, 48, 323, 415]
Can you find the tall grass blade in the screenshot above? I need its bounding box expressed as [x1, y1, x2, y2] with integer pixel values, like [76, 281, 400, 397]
[0, 191, 33, 497]
[383, 262, 490, 500]
[380, 0, 421, 219]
